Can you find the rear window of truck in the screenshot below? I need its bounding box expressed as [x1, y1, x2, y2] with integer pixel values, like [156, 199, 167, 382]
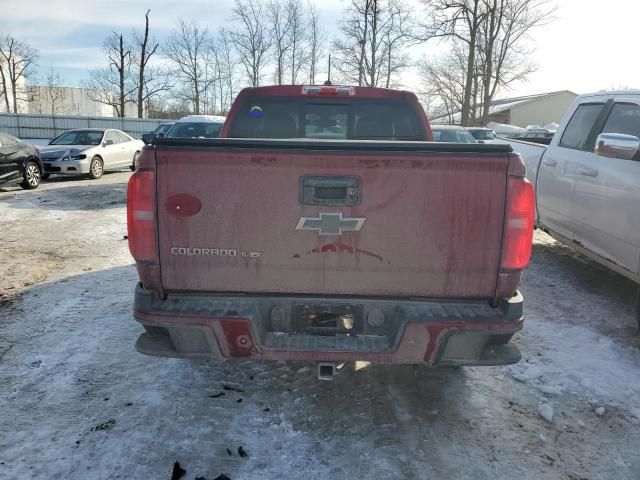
[229, 97, 426, 140]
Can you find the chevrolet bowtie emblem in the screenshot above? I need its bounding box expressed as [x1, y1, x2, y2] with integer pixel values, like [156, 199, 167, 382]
[295, 212, 366, 236]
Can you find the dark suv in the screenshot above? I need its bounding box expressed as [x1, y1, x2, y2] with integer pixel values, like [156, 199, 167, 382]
[142, 123, 175, 144]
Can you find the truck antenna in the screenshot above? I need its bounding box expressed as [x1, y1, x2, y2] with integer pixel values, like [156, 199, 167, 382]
[324, 55, 332, 86]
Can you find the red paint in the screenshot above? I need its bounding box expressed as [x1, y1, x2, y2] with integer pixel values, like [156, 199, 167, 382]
[307, 242, 383, 262]
[165, 193, 202, 217]
[219, 319, 254, 357]
[156, 150, 509, 297]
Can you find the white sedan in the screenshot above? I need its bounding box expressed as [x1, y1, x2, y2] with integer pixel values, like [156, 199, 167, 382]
[39, 128, 145, 179]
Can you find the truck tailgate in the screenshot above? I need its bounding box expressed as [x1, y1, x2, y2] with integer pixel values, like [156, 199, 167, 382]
[155, 140, 510, 298]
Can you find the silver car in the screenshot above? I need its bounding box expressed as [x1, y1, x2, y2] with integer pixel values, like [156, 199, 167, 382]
[39, 128, 145, 179]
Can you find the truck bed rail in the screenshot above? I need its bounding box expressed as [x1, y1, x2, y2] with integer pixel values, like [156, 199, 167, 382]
[153, 137, 513, 155]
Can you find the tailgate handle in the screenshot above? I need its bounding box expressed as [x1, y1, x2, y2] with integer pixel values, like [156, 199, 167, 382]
[300, 176, 361, 206]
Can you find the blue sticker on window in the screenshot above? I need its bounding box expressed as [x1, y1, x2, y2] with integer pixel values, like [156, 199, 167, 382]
[249, 105, 263, 118]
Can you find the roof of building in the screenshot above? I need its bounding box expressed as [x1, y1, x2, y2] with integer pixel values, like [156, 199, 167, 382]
[430, 90, 578, 124]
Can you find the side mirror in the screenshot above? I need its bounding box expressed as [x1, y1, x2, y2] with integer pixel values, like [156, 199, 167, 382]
[157, 132, 165, 139]
[104, 139, 115, 146]
[594, 133, 640, 160]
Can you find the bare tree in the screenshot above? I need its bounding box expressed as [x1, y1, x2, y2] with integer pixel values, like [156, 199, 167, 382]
[477, 0, 554, 124]
[423, 0, 485, 126]
[307, 2, 326, 84]
[333, 0, 371, 85]
[132, 10, 171, 118]
[164, 19, 213, 114]
[333, 0, 415, 88]
[229, 0, 272, 87]
[45, 67, 67, 115]
[201, 46, 218, 115]
[139, 66, 174, 116]
[419, 0, 553, 125]
[381, 0, 414, 88]
[417, 45, 467, 122]
[211, 30, 238, 115]
[0, 34, 38, 113]
[267, 0, 293, 85]
[84, 32, 136, 117]
[287, 0, 310, 84]
[220, 30, 238, 114]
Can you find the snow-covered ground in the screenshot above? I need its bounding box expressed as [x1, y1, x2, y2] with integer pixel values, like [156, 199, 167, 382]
[1, 172, 639, 480]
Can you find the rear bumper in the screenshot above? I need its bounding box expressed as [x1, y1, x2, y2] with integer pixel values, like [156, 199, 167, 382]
[133, 285, 524, 366]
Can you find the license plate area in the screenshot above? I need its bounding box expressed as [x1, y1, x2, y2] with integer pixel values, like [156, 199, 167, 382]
[292, 303, 363, 336]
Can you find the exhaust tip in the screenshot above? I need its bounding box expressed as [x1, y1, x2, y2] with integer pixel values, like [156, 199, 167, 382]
[317, 362, 336, 381]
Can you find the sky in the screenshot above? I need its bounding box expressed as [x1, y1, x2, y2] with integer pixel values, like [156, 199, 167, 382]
[2, 0, 639, 99]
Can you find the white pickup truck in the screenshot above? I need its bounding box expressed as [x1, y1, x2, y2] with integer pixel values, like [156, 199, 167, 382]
[508, 90, 640, 322]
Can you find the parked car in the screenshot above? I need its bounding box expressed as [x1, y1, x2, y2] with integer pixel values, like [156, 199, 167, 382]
[506, 91, 640, 323]
[431, 125, 478, 143]
[39, 128, 145, 179]
[0, 132, 43, 190]
[142, 123, 174, 144]
[128, 84, 534, 376]
[467, 127, 499, 143]
[165, 115, 226, 139]
[509, 128, 555, 145]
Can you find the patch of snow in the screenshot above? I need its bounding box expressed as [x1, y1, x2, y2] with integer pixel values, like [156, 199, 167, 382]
[537, 384, 564, 396]
[509, 318, 640, 417]
[510, 364, 544, 383]
[538, 403, 554, 423]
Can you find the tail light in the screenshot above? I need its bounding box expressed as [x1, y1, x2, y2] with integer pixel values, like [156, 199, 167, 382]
[501, 177, 535, 270]
[127, 169, 158, 263]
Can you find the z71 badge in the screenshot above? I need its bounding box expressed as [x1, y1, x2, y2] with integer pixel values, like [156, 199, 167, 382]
[170, 247, 262, 258]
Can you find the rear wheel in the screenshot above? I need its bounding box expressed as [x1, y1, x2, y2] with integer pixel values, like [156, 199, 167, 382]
[21, 161, 41, 189]
[89, 156, 104, 179]
[130, 151, 140, 171]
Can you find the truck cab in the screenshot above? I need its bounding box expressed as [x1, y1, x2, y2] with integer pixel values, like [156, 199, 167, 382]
[533, 91, 640, 282]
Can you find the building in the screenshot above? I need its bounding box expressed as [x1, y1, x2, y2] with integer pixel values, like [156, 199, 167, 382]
[430, 90, 579, 128]
[0, 61, 28, 113]
[25, 86, 139, 117]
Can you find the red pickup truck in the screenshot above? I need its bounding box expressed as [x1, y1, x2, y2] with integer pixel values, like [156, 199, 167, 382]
[127, 85, 534, 377]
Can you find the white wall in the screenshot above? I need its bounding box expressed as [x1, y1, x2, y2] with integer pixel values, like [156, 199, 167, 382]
[509, 91, 578, 127]
[0, 62, 28, 113]
[27, 86, 115, 117]
[27, 86, 145, 118]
